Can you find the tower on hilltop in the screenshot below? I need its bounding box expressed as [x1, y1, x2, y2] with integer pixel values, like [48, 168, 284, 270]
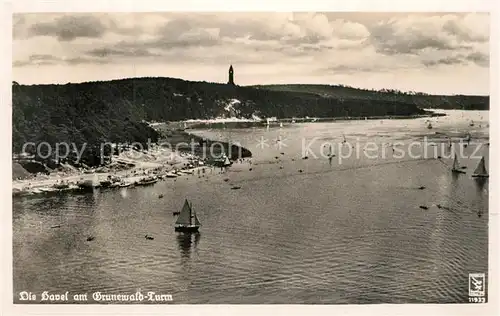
[228, 65, 235, 85]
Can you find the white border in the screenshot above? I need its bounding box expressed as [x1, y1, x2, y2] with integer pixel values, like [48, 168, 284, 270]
[2, 1, 499, 316]
[7, 0, 496, 12]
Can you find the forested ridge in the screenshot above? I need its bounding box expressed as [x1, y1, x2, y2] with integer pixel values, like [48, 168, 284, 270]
[253, 84, 489, 110]
[12, 77, 487, 165]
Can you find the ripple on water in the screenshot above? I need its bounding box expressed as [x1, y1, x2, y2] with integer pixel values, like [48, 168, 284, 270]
[13, 116, 489, 304]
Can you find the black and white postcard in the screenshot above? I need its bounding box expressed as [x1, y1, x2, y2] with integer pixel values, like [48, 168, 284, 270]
[2, 1, 498, 315]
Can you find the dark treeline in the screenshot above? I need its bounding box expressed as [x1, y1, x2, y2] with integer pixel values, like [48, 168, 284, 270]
[14, 76, 465, 165]
[12, 80, 161, 167]
[252, 84, 489, 110]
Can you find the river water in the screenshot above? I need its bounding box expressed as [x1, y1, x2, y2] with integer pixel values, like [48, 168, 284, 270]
[13, 110, 489, 304]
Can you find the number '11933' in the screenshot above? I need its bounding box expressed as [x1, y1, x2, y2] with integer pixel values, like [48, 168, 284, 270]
[469, 297, 485, 303]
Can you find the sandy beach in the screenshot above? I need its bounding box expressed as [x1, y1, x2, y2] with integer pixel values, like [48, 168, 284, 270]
[12, 145, 211, 195]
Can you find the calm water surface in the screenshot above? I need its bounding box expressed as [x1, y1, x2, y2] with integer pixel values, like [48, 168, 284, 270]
[13, 110, 489, 304]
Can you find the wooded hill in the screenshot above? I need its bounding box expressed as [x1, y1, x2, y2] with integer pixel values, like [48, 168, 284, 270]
[252, 84, 489, 110]
[12, 77, 487, 165]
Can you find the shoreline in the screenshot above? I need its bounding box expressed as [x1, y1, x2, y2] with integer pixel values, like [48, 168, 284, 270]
[11, 110, 472, 198]
[154, 125, 253, 160]
[183, 113, 446, 129]
[12, 128, 254, 198]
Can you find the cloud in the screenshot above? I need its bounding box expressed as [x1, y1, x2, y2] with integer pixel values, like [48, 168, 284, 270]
[323, 64, 389, 74]
[65, 57, 109, 65]
[150, 12, 369, 46]
[367, 13, 490, 59]
[420, 50, 489, 68]
[13, 54, 60, 67]
[443, 13, 489, 43]
[85, 13, 371, 65]
[370, 18, 460, 55]
[87, 47, 159, 58]
[28, 15, 108, 41]
[13, 54, 109, 67]
[12, 12, 489, 95]
[466, 52, 489, 67]
[422, 56, 466, 67]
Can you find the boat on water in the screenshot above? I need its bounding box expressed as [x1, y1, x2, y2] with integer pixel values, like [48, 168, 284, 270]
[427, 122, 433, 129]
[165, 173, 178, 178]
[472, 157, 489, 178]
[451, 154, 466, 174]
[77, 179, 99, 190]
[136, 176, 158, 186]
[109, 182, 121, 188]
[53, 182, 69, 190]
[341, 134, 347, 144]
[118, 181, 132, 188]
[100, 180, 113, 188]
[213, 155, 232, 168]
[470, 120, 475, 127]
[174, 199, 201, 233]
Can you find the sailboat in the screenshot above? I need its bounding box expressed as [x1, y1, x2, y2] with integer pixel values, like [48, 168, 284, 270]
[451, 154, 466, 174]
[427, 122, 433, 129]
[175, 199, 201, 232]
[465, 133, 471, 144]
[472, 157, 489, 178]
[221, 155, 232, 167]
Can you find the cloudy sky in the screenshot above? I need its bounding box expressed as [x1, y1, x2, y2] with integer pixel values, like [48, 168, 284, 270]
[12, 12, 489, 95]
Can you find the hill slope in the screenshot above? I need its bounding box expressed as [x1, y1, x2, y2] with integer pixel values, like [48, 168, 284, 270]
[14, 76, 483, 164]
[251, 84, 489, 110]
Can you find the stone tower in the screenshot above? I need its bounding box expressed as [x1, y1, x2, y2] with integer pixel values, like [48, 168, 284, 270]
[228, 65, 235, 85]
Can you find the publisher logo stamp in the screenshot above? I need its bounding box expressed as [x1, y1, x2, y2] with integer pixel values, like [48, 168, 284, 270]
[469, 273, 485, 297]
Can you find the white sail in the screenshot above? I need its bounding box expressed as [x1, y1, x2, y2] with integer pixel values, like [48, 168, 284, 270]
[223, 157, 231, 166]
[192, 206, 201, 227]
[473, 157, 488, 176]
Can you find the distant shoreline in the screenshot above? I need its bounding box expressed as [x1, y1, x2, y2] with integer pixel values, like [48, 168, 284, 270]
[181, 112, 447, 130]
[153, 125, 253, 160]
